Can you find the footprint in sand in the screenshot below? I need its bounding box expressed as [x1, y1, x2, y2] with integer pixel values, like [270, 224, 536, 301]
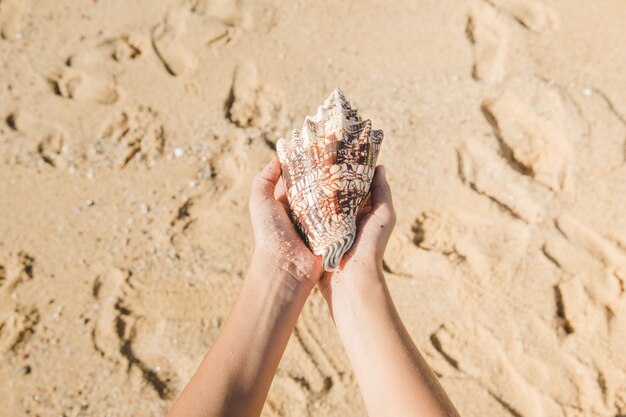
[431, 315, 617, 417]
[414, 209, 530, 281]
[546, 234, 621, 337]
[568, 86, 626, 175]
[0, 305, 38, 353]
[97, 105, 165, 170]
[466, 2, 509, 83]
[544, 215, 626, 336]
[152, 1, 254, 76]
[555, 214, 626, 272]
[92, 267, 232, 399]
[457, 139, 542, 223]
[0, 0, 24, 41]
[485, 0, 559, 33]
[67, 34, 146, 68]
[152, 8, 199, 77]
[226, 61, 285, 130]
[36, 131, 66, 167]
[413, 210, 490, 279]
[0, 251, 34, 301]
[482, 94, 574, 193]
[431, 318, 612, 417]
[382, 228, 456, 280]
[190, 0, 253, 30]
[543, 235, 600, 278]
[92, 268, 176, 399]
[47, 66, 121, 104]
[0, 252, 39, 354]
[553, 275, 600, 337]
[4, 109, 70, 168]
[431, 322, 545, 417]
[415, 210, 470, 256]
[547, 238, 624, 310]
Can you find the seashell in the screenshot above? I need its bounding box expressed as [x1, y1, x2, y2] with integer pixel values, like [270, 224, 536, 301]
[277, 88, 384, 271]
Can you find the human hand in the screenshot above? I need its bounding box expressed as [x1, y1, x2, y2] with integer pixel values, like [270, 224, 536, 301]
[168, 158, 326, 417]
[313, 167, 460, 417]
[318, 166, 396, 311]
[248, 157, 324, 289]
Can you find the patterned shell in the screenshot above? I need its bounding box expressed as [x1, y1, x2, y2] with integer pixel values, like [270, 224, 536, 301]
[277, 89, 384, 271]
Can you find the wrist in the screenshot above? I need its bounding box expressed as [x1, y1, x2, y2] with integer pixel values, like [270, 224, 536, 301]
[249, 250, 318, 294]
[334, 260, 385, 293]
[324, 267, 388, 318]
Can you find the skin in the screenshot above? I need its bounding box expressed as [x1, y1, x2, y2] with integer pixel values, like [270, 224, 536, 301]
[167, 158, 460, 417]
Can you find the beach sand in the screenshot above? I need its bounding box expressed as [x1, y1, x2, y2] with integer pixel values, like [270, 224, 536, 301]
[1, 0, 626, 415]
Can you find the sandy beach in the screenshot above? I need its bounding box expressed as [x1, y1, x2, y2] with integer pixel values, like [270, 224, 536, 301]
[1, 0, 626, 415]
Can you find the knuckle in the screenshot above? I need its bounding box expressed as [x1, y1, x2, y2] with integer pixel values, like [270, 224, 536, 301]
[252, 172, 264, 186]
[253, 173, 272, 192]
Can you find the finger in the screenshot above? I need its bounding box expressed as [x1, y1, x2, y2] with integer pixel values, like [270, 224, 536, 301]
[273, 177, 291, 209]
[274, 177, 286, 200]
[370, 165, 394, 213]
[355, 192, 372, 227]
[365, 165, 396, 230]
[277, 194, 289, 208]
[250, 157, 282, 204]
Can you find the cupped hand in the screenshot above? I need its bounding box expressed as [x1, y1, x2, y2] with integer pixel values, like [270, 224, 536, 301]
[248, 157, 324, 287]
[318, 166, 396, 307]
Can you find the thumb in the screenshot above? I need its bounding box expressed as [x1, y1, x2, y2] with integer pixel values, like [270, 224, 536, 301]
[370, 165, 395, 220]
[362, 165, 396, 235]
[250, 157, 282, 205]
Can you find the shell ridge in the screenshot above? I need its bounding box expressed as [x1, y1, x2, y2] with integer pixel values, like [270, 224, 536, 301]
[321, 230, 357, 271]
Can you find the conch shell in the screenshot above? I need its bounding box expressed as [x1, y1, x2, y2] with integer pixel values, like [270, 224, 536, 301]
[277, 89, 383, 271]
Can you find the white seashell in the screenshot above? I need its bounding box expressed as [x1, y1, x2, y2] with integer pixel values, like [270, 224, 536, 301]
[277, 89, 383, 271]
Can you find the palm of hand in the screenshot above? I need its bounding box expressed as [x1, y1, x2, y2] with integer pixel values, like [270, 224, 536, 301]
[318, 166, 395, 300]
[249, 159, 323, 285]
[249, 159, 393, 291]
[252, 197, 316, 264]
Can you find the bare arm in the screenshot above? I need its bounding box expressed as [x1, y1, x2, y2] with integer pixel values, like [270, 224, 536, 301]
[320, 166, 460, 417]
[167, 158, 323, 417]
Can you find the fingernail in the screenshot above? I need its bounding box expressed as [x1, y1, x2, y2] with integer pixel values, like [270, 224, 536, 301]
[378, 165, 386, 177]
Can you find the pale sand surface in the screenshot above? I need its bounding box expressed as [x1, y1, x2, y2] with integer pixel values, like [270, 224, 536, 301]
[1, 0, 626, 416]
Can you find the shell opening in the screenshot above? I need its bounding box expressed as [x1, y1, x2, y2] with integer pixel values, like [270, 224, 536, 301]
[321, 232, 356, 272]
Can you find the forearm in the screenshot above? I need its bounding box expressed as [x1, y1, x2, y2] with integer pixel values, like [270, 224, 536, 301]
[167, 253, 313, 417]
[330, 268, 459, 417]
